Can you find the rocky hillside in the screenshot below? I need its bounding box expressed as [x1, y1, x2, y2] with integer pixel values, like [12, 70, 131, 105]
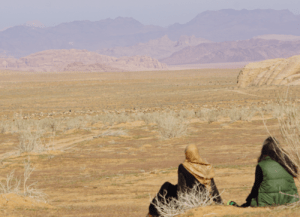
[98, 35, 212, 59]
[0, 49, 167, 72]
[160, 39, 300, 65]
[237, 55, 300, 87]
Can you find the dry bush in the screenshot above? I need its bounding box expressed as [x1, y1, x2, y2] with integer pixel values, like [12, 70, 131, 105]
[227, 107, 257, 122]
[98, 113, 118, 126]
[114, 112, 131, 124]
[22, 159, 47, 202]
[262, 100, 300, 208]
[0, 171, 20, 194]
[141, 112, 160, 125]
[179, 109, 195, 119]
[17, 129, 47, 154]
[0, 159, 46, 202]
[263, 103, 284, 119]
[150, 182, 219, 217]
[196, 109, 220, 123]
[65, 116, 87, 130]
[130, 112, 145, 122]
[40, 118, 63, 134]
[155, 112, 188, 139]
[275, 101, 300, 174]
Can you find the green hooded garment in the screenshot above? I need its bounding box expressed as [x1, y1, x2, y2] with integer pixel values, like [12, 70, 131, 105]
[251, 156, 299, 207]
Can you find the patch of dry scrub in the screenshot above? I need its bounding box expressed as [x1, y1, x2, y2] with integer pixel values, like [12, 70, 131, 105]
[155, 112, 188, 139]
[151, 182, 220, 217]
[0, 159, 46, 202]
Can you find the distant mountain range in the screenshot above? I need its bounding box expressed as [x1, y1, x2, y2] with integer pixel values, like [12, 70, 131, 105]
[97, 35, 213, 59]
[1, 9, 300, 58]
[160, 39, 300, 65]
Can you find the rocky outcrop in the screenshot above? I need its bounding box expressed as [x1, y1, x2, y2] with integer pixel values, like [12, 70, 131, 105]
[0, 49, 167, 72]
[237, 55, 300, 87]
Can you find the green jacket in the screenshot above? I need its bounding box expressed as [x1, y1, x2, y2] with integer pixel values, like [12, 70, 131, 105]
[251, 156, 299, 207]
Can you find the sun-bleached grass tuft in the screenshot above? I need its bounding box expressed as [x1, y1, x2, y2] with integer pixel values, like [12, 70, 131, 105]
[150, 182, 220, 217]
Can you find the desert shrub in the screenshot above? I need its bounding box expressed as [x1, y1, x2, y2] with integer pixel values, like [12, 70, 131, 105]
[39, 118, 63, 135]
[151, 182, 219, 217]
[99, 113, 118, 126]
[196, 109, 220, 123]
[115, 112, 130, 124]
[17, 128, 47, 154]
[262, 103, 285, 119]
[130, 112, 144, 122]
[0, 171, 20, 194]
[155, 112, 188, 139]
[65, 116, 87, 130]
[140, 112, 160, 125]
[0, 159, 46, 202]
[179, 109, 195, 119]
[227, 107, 256, 122]
[22, 160, 47, 201]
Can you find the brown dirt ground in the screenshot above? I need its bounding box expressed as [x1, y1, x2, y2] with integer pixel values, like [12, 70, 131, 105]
[0, 69, 300, 216]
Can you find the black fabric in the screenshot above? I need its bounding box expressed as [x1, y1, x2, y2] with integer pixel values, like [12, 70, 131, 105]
[149, 164, 223, 215]
[211, 178, 223, 204]
[149, 182, 178, 216]
[241, 165, 263, 207]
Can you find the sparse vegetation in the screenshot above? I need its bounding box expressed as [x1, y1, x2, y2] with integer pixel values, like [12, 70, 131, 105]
[150, 182, 220, 217]
[0, 159, 46, 202]
[155, 111, 188, 139]
[1, 69, 300, 216]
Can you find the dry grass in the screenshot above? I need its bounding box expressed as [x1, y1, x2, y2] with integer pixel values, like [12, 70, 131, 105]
[151, 182, 221, 217]
[275, 100, 300, 177]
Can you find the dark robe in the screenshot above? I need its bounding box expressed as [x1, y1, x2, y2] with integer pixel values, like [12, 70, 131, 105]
[149, 164, 223, 216]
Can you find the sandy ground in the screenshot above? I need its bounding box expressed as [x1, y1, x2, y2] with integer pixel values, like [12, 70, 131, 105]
[0, 69, 299, 216]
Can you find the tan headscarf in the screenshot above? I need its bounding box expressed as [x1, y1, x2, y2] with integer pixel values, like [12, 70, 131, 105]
[182, 144, 215, 189]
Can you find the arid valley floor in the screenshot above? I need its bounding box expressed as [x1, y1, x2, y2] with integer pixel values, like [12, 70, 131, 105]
[0, 69, 300, 216]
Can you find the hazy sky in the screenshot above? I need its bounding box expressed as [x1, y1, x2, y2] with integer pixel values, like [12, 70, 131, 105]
[1, 0, 300, 30]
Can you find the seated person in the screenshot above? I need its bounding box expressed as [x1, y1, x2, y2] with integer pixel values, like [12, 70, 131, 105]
[147, 144, 223, 217]
[240, 137, 299, 207]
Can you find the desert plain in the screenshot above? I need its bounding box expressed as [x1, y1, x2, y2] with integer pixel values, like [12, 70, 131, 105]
[0, 67, 300, 217]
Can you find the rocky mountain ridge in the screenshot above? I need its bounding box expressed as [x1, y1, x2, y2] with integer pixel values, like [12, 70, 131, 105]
[0, 49, 167, 72]
[1, 9, 300, 58]
[160, 39, 300, 65]
[97, 35, 212, 59]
